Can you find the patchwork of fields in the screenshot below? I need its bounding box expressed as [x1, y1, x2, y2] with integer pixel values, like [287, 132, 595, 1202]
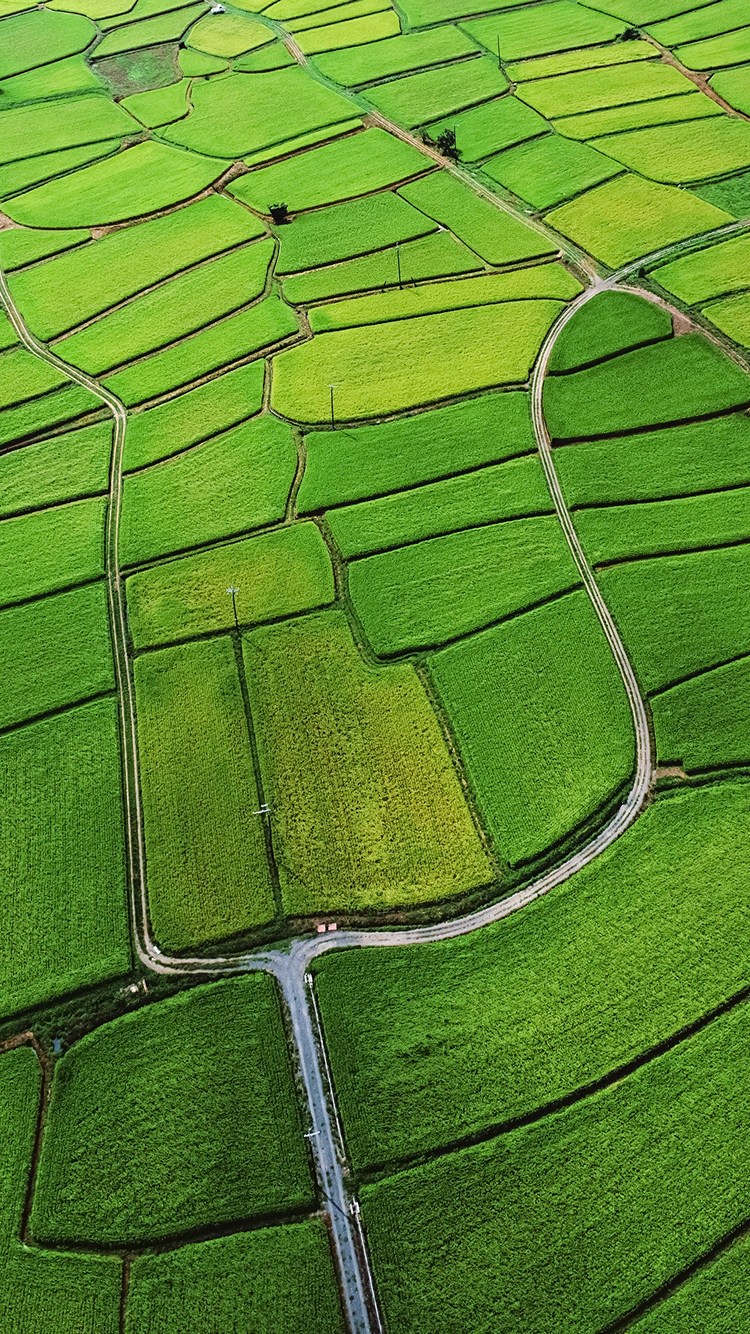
[1, 0, 749, 1327]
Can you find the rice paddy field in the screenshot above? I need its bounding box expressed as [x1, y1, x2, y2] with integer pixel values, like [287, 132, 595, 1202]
[1, 0, 749, 1327]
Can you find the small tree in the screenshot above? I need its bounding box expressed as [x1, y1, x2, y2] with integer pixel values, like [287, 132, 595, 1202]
[436, 128, 458, 159]
[269, 202, 289, 224]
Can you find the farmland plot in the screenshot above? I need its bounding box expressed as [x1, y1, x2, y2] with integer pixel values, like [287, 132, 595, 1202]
[0, 699, 129, 1018]
[297, 391, 535, 509]
[134, 637, 276, 951]
[243, 610, 492, 915]
[31, 975, 313, 1244]
[119, 415, 297, 565]
[126, 522, 334, 648]
[348, 514, 580, 655]
[429, 590, 634, 867]
[316, 781, 750, 1168]
[125, 1221, 345, 1333]
[361, 994, 750, 1333]
[0, 1047, 122, 1333]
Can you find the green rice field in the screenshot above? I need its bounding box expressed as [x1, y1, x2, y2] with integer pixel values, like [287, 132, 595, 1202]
[2, 0, 750, 1326]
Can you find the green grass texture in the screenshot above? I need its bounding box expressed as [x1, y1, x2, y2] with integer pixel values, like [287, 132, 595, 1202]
[126, 521, 334, 648]
[31, 975, 313, 1244]
[298, 391, 535, 510]
[652, 653, 750, 771]
[0, 1046, 122, 1331]
[362, 985, 750, 1332]
[125, 1221, 344, 1333]
[135, 637, 275, 950]
[549, 290, 672, 372]
[316, 778, 750, 1169]
[243, 609, 492, 915]
[348, 514, 579, 655]
[0, 420, 111, 518]
[119, 414, 297, 566]
[122, 361, 265, 472]
[0, 496, 106, 605]
[0, 698, 129, 1019]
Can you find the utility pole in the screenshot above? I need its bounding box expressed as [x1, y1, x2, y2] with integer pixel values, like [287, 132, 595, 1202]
[226, 584, 239, 632]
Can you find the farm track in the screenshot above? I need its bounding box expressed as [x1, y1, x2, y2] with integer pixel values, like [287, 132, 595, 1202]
[2, 84, 750, 1328]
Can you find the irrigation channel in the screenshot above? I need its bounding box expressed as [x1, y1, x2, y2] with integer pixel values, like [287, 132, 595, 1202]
[2, 126, 750, 1329]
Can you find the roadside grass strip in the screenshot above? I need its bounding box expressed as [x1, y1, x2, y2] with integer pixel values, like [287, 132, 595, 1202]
[120, 415, 296, 566]
[30, 976, 314, 1244]
[483, 134, 621, 210]
[243, 609, 492, 916]
[0, 1047, 121, 1331]
[427, 96, 549, 165]
[327, 455, 553, 556]
[592, 117, 750, 185]
[163, 67, 356, 159]
[105, 294, 298, 405]
[348, 515, 580, 655]
[551, 290, 674, 372]
[0, 8, 96, 77]
[544, 334, 750, 439]
[555, 414, 750, 505]
[0, 227, 89, 271]
[0, 699, 129, 1018]
[0, 383, 102, 449]
[229, 128, 427, 213]
[0, 497, 106, 605]
[545, 174, 733, 267]
[431, 589, 633, 868]
[275, 191, 437, 274]
[308, 264, 582, 331]
[315, 780, 750, 1169]
[127, 521, 335, 648]
[297, 391, 535, 509]
[0, 93, 136, 168]
[652, 655, 750, 771]
[282, 230, 483, 305]
[517, 58, 696, 119]
[553, 91, 722, 140]
[599, 543, 750, 692]
[363, 56, 509, 127]
[399, 170, 557, 266]
[654, 233, 750, 305]
[122, 361, 265, 471]
[56, 238, 275, 375]
[313, 26, 477, 85]
[463, 1, 626, 59]
[0, 582, 114, 729]
[124, 1221, 345, 1333]
[0, 420, 111, 517]
[8, 193, 265, 341]
[361, 977, 750, 1333]
[3, 141, 231, 229]
[135, 637, 275, 950]
[575, 488, 750, 565]
[272, 300, 562, 421]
